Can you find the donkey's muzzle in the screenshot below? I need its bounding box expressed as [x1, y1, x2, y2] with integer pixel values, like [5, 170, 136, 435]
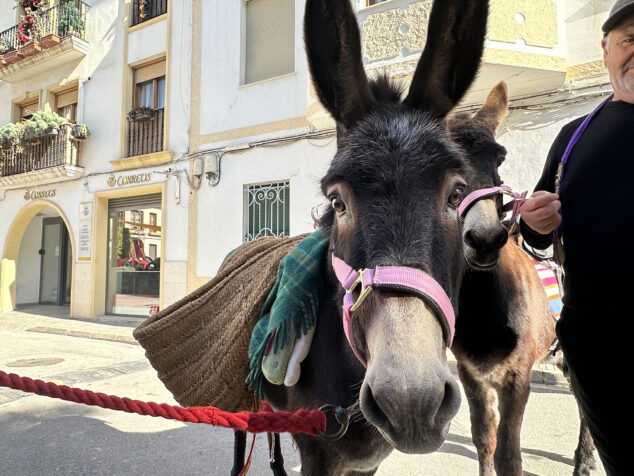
[359, 297, 461, 453]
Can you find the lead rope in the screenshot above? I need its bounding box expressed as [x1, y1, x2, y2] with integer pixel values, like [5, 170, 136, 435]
[553, 94, 613, 266]
[0, 370, 326, 435]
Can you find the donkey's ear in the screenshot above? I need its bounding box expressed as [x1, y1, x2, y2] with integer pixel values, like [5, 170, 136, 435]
[304, 0, 373, 131]
[404, 0, 489, 118]
[475, 81, 509, 135]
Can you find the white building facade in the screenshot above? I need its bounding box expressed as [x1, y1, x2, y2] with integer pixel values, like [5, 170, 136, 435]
[0, 0, 615, 319]
[0, 0, 191, 317]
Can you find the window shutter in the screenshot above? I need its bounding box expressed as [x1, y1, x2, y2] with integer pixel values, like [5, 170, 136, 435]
[134, 59, 166, 84]
[20, 99, 39, 118]
[108, 194, 162, 212]
[56, 89, 78, 109]
[245, 0, 295, 84]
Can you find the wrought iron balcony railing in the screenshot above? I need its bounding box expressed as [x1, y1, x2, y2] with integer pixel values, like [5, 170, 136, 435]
[0, 125, 81, 177]
[131, 0, 168, 27]
[0, 1, 88, 57]
[127, 107, 165, 157]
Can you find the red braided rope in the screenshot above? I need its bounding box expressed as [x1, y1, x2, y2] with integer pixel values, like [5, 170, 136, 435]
[0, 371, 326, 435]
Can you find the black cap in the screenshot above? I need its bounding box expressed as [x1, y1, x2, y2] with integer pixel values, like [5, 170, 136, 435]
[603, 0, 634, 33]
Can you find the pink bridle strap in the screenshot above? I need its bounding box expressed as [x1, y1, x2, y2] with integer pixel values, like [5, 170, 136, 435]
[331, 253, 456, 368]
[458, 185, 527, 231]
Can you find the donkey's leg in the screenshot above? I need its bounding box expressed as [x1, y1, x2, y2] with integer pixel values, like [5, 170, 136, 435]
[458, 363, 498, 476]
[573, 408, 597, 476]
[494, 374, 530, 476]
[231, 430, 247, 476]
[267, 433, 288, 476]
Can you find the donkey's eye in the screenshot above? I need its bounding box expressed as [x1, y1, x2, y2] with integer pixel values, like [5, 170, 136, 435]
[448, 186, 465, 208]
[331, 196, 346, 214]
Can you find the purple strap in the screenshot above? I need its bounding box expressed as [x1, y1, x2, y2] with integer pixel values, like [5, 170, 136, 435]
[553, 94, 612, 264]
[332, 253, 456, 367]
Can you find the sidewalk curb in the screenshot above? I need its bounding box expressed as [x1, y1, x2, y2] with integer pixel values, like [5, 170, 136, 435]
[26, 327, 138, 346]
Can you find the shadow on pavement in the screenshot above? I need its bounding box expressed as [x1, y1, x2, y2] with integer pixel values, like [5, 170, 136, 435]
[445, 433, 574, 469]
[0, 409, 300, 475]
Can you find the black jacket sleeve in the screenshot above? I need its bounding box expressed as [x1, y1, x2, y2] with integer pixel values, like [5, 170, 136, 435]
[519, 125, 572, 250]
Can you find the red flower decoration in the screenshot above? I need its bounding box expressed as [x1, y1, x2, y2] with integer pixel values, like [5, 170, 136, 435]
[17, 14, 38, 44]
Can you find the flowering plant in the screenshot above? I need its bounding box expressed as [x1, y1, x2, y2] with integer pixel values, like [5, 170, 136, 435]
[17, 14, 38, 44]
[19, 0, 41, 11]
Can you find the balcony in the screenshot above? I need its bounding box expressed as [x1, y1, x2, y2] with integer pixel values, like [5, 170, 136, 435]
[355, 0, 566, 106]
[131, 0, 168, 27]
[0, 124, 85, 188]
[0, 1, 89, 83]
[127, 107, 164, 158]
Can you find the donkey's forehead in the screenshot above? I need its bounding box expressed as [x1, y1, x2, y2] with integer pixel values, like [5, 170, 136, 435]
[322, 110, 466, 192]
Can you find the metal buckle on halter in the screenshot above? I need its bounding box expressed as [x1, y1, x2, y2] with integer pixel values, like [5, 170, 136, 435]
[348, 269, 373, 312]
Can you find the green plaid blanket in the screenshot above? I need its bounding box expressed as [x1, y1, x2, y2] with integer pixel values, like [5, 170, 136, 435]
[247, 230, 329, 397]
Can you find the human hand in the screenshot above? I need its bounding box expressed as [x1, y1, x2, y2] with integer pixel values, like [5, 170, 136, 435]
[519, 191, 561, 235]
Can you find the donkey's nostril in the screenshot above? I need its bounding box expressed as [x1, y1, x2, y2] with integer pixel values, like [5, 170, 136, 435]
[464, 229, 480, 249]
[436, 378, 461, 426]
[493, 226, 508, 249]
[464, 226, 508, 253]
[361, 382, 390, 429]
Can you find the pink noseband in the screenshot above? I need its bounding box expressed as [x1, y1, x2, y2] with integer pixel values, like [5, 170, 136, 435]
[331, 253, 456, 367]
[458, 185, 527, 230]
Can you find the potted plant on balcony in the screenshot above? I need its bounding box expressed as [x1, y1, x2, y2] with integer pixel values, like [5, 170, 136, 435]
[24, 109, 68, 140]
[19, 0, 43, 12]
[38, 33, 60, 49]
[2, 49, 23, 64]
[0, 121, 26, 154]
[139, 0, 150, 19]
[58, 1, 85, 38]
[70, 123, 90, 140]
[127, 106, 155, 122]
[17, 14, 41, 57]
[0, 37, 11, 55]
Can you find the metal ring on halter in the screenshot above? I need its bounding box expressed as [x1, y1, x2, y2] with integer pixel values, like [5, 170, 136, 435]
[348, 269, 373, 313]
[316, 404, 351, 440]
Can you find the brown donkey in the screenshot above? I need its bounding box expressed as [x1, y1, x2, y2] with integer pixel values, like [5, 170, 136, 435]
[449, 82, 596, 475]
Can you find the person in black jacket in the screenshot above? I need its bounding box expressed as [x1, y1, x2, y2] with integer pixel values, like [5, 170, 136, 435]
[519, 1, 634, 474]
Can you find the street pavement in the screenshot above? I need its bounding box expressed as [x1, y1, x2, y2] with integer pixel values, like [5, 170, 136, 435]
[0, 307, 605, 475]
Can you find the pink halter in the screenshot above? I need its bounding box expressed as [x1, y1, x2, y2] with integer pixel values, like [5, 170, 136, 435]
[331, 253, 456, 367]
[458, 185, 527, 231]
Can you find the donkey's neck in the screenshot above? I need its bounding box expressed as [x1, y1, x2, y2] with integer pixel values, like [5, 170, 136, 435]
[454, 247, 528, 361]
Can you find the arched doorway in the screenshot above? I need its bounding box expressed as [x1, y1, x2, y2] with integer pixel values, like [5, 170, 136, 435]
[1, 201, 75, 314]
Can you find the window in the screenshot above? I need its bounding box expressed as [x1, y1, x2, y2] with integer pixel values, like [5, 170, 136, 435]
[243, 181, 290, 241]
[131, 210, 143, 223]
[244, 0, 294, 84]
[134, 59, 166, 109]
[106, 194, 162, 316]
[19, 98, 39, 120]
[56, 87, 78, 123]
[149, 212, 157, 226]
[365, 0, 389, 6]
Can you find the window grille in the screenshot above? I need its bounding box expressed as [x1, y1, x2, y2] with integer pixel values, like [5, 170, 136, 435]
[243, 181, 290, 241]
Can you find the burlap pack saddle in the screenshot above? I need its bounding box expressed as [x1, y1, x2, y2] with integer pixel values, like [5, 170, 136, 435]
[133, 235, 307, 412]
